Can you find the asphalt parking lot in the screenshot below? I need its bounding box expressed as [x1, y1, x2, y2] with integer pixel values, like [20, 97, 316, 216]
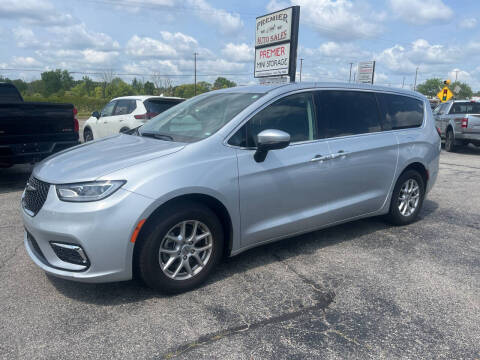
[1, 147, 479, 359]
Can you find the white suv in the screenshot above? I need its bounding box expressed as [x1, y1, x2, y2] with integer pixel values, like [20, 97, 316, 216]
[83, 96, 184, 141]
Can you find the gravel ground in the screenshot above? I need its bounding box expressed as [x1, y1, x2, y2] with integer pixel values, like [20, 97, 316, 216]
[0, 147, 479, 359]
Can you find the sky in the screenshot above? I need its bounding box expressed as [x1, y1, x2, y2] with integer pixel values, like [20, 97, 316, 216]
[0, 0, 479, 90]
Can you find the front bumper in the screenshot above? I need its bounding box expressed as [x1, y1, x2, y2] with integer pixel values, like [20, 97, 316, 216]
[22, 185, 153, 283]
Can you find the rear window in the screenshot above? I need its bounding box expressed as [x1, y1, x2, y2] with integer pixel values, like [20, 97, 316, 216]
[377, 93, 424, 130]
[449, 102, 480, 114]
[144, 99, 183, 115]
[0, 84, 22, 103]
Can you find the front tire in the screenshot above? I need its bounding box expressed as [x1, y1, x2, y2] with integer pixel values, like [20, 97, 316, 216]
[83, 128, 94, 142]
[137, 202, 224, 293]
[386, 170, 425, 226]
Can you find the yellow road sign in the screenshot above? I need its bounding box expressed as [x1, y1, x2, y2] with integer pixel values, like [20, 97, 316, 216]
[437, 86, 453, 102]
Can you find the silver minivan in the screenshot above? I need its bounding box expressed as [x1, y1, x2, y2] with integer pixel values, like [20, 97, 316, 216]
[22, 83, 441, 293]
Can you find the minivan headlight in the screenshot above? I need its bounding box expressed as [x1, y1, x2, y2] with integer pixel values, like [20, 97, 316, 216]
[56, 180, 126, 202]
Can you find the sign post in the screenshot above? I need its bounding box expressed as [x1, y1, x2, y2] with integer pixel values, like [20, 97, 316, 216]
[254, 6, 300, 83]
[357, 61, 376, 84]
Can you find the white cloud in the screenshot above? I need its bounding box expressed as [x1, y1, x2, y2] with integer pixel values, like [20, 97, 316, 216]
[389, 0, 453, 25]
[221, 43, 253, 62]
[459, 18, 477, 29]
[160, 31, 198, 52]
[448, 68, 470, 83]
[123, 59, 181, 75]
[81, 50, 119, 64]
[377, 45, 418, 74]
[12, 56, 41, 67]
[267, 0, 382, 41]
[303, 41, 370, 59]
[12, 27, 40, 48]
[0, 0, 72, 25]
[125, 35, 177, 58]
[48, 23, 119, 51]
[187, 0, 243, 35]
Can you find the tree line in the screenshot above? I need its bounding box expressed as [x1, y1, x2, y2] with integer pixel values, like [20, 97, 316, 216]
[0, 69, 237, 115]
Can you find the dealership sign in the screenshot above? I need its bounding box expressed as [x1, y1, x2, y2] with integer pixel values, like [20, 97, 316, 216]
[357, 61, 376, 84]
[254, 6, 300, 81]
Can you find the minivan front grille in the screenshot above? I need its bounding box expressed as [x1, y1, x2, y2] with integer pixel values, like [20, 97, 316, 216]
[23, 176, 50, 216]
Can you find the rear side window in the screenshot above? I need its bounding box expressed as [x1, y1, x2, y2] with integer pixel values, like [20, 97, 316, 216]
[378, 93, 424, 130]
[316, 90, 381, 138]
[144, 99, 183, 115]
[113, 100, 136, 115]
[449, 102, 480, 114]
[0, 84, 22, 103]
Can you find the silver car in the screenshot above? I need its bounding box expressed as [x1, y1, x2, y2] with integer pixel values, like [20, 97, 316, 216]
[22, 83, 441, 293]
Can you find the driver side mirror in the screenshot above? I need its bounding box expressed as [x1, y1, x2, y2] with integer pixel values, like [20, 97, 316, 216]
[92, 111, 100, 119]
[254, 129, 290, 162]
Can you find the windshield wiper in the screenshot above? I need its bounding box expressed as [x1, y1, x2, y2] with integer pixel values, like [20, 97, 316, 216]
[141, 132, 174, 141]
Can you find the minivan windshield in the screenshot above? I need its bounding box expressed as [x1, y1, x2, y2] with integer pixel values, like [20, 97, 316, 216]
[140, 92, 263, 142]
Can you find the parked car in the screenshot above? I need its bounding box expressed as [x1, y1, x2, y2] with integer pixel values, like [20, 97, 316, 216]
[433, 100, 480, 151]
[0, 82, 79, 168]
[22, 83, 440, 293]
[83, 95, 184, 141]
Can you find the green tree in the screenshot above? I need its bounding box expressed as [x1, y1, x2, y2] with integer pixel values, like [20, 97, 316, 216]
[60, 70, 74, 91]
[105, 78, 134, 98]
[450, 81, 473, 100]
[83, 76, 94, 96]
[131, 78, 143, 93]
[173, 82, 211, 98]
[40, 70, 63, 96]
[213, 77, 236, 90]
[71, 82, 88, 97]
[144, 81, 155, 95]
[416, 78, 443, 98]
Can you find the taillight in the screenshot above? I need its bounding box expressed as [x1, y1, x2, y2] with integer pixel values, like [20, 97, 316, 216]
[134, 112, 158, 120]
[436, 126, 442, 138]
[73, 107, 79, 133]
[461, 118, 468, 128]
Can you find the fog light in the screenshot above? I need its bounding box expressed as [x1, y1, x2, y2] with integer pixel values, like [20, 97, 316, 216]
[50, 242, 89, 266]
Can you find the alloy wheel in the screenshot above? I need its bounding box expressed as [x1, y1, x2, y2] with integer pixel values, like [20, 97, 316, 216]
[158, 220, 213, 280]
[397, 178, 420, 217]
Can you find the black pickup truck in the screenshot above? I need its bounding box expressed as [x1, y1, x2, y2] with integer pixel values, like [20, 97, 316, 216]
[0, 83, 80, 167]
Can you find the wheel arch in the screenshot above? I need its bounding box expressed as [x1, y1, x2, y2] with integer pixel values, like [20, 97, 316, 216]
[399, 161, 429, 188]
[132, 193, 234, 277]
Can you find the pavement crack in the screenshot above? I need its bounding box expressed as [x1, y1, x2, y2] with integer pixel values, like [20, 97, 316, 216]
[158, 299, 334, 359]
[441, 162, 480, 171]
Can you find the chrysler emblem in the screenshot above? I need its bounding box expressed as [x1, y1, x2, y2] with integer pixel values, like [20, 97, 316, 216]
[26, 182, 36, 191]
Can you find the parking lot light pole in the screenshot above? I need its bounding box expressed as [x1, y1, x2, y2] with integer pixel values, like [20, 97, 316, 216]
[194, 52, 198, 96]
[414, 66, 419, 91]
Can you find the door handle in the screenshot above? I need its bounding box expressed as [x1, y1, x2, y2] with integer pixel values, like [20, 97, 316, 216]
[330, 150, 349, 159]
[310, 154, 329, 162]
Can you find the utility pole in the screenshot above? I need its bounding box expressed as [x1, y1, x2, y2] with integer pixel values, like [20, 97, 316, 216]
[413, 66, 419, 91]
[299, 58, 304, 82]
[402, 76, 405, 88]
[194, 52, 198, 96]
[455, 70, 459, 82]
[353, 72, 356, 82]
[349, 62, 353, 82]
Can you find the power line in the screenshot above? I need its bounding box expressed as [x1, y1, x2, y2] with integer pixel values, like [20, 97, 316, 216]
[0, 68, 252, 77]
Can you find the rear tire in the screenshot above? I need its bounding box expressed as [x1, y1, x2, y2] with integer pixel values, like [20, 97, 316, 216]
[83, 128, 94, 142]
[445, 129, 455, 152]
[120, 127, 130, 133]
[137, 202, 224, 293]
[386, 170, 425, 226]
